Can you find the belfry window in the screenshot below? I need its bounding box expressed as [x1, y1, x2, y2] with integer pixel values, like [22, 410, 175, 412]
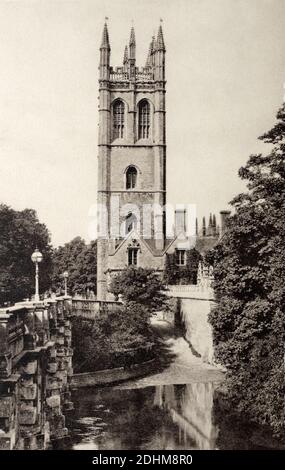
[113, 100, 125, 139]
[126, 166, 137, 189]
[138, 100, 150, 139]
[128, 248, 138, 266]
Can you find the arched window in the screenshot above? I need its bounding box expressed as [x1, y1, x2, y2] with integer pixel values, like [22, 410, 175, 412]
[126, 166, 137, 189]
[138, 100, 150, 139]
[128, 248, 138, 266]
[113, 100, 125, 139]
[126, 213, 137, 234]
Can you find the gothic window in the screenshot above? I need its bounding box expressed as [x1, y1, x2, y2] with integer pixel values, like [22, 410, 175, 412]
[125, 213, 137, 234]
[176, 249, 186, 266]
[128, 248, 138, 266]
[113, 100, 125, 139]
[126, 166, 137, 189]
[138, 100, 150, 139]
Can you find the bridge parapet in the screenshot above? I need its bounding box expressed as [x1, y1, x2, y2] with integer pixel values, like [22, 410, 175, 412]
[0, 295, 124, 449]
[72, 298, 123, 319]
[0, 296, 73, 450]
[167, 284, 215, 301]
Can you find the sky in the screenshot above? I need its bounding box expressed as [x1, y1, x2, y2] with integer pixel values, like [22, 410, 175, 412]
[0, 0, 284, 247]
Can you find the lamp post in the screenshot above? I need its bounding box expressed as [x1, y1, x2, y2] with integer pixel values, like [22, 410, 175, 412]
[31, 248, 43, 302]
[63, 271, 69, 297]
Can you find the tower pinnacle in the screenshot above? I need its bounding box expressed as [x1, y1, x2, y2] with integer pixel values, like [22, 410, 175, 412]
[129, 26, 136, 77]
[145, 36, 155, 67]
[123, 45, 129, 65]
[156, 24, 165, 51]
[129, 26, 136, 47]
[100, 22, 110, 50]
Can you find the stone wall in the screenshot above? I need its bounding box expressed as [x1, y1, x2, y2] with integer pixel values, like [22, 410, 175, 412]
[167, 285, 220, 366]
[71, 358, 157, 388]
[180, 297, 216, 364]
[0, 297, 73, 450]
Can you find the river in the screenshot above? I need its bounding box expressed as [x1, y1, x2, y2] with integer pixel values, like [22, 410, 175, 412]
[55, 320, 279, 450]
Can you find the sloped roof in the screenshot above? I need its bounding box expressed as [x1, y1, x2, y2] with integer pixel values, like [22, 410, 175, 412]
[111, 233, 218, 258]
[195, 236, 218, 254]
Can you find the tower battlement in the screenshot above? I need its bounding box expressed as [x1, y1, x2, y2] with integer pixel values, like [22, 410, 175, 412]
[109, 66, 154, 83]
[99, 22, 166, 84]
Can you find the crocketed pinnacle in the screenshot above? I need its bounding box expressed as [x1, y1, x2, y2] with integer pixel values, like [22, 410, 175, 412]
[156, 24, 165, 51]
[145, 36, 155, 67]
[100, 22, 110, 50]
[129, 26, 136, 46]
[123, 45, 129, 64]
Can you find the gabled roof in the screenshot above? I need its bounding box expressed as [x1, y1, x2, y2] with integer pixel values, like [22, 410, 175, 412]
[109, 230, 164, 258]
[109, 231, 219, 258]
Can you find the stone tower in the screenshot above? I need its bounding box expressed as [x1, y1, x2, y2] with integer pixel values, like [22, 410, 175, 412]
[97, 22, 166, 300]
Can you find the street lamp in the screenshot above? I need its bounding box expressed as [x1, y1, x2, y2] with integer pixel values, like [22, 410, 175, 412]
[63, 271, 69, 297]
[31, 248, 43, 302]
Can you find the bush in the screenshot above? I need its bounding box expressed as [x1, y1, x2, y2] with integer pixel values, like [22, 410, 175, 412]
[72, 303, 156, 372]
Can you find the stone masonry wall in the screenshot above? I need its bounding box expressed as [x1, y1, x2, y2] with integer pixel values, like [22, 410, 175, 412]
[0, 297, 73, 450]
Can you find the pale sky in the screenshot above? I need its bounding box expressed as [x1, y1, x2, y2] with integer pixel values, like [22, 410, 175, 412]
[0, 0, 284, 246]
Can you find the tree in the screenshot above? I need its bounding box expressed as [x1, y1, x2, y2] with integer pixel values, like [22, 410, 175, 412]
[52, 238, 97, 296]
[72, 267, 168, 373]
[207, 103, 285, 437]
[185, 248, 202, 284]
[109, 267, 168, 313]
[163, 253, 179, 284]
[0, 204, 53, 304]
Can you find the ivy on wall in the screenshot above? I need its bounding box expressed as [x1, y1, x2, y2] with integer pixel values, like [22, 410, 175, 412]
[163, 248, 202, 285]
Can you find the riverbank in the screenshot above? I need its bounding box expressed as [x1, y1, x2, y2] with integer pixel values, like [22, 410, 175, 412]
[115, 318, 224, 389]
[71, 358, 158, 388]
[72, 318, 224, 389]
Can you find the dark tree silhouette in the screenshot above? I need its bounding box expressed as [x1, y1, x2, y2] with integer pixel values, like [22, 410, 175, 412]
[207, 103, 285, 438]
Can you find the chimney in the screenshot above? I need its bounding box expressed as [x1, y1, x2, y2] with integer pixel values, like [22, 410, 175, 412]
[219, 210, 231, 237]
[175, 210, 186, 235]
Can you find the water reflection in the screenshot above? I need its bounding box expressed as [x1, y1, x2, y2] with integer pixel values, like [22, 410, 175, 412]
[154, 382, 218, 450]
[62, 382, 220, 450]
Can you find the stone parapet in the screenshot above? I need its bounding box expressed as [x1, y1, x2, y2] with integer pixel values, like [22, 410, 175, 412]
[0, 296, 73, 449]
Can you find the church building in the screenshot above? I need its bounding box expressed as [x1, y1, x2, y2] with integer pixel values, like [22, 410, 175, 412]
[96, 22, 226, 300]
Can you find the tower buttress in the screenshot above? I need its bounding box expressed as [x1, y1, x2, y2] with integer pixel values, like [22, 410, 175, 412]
[97, 22, 111, 300]
[153, 24, 166, 251]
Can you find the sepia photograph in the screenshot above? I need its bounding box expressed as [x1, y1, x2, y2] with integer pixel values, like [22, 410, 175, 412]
[0, 0, 284, 462]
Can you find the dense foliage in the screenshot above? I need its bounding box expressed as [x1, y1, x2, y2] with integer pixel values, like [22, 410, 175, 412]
[207, 104, 285, 437]
[72, 303, 156, 372]
[52, 237, 97, 296]
[73, 267, 169, 372]
[0, 204, 52, 304]
[163, 248, 202, 285]
[109, 266, 168, 312]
